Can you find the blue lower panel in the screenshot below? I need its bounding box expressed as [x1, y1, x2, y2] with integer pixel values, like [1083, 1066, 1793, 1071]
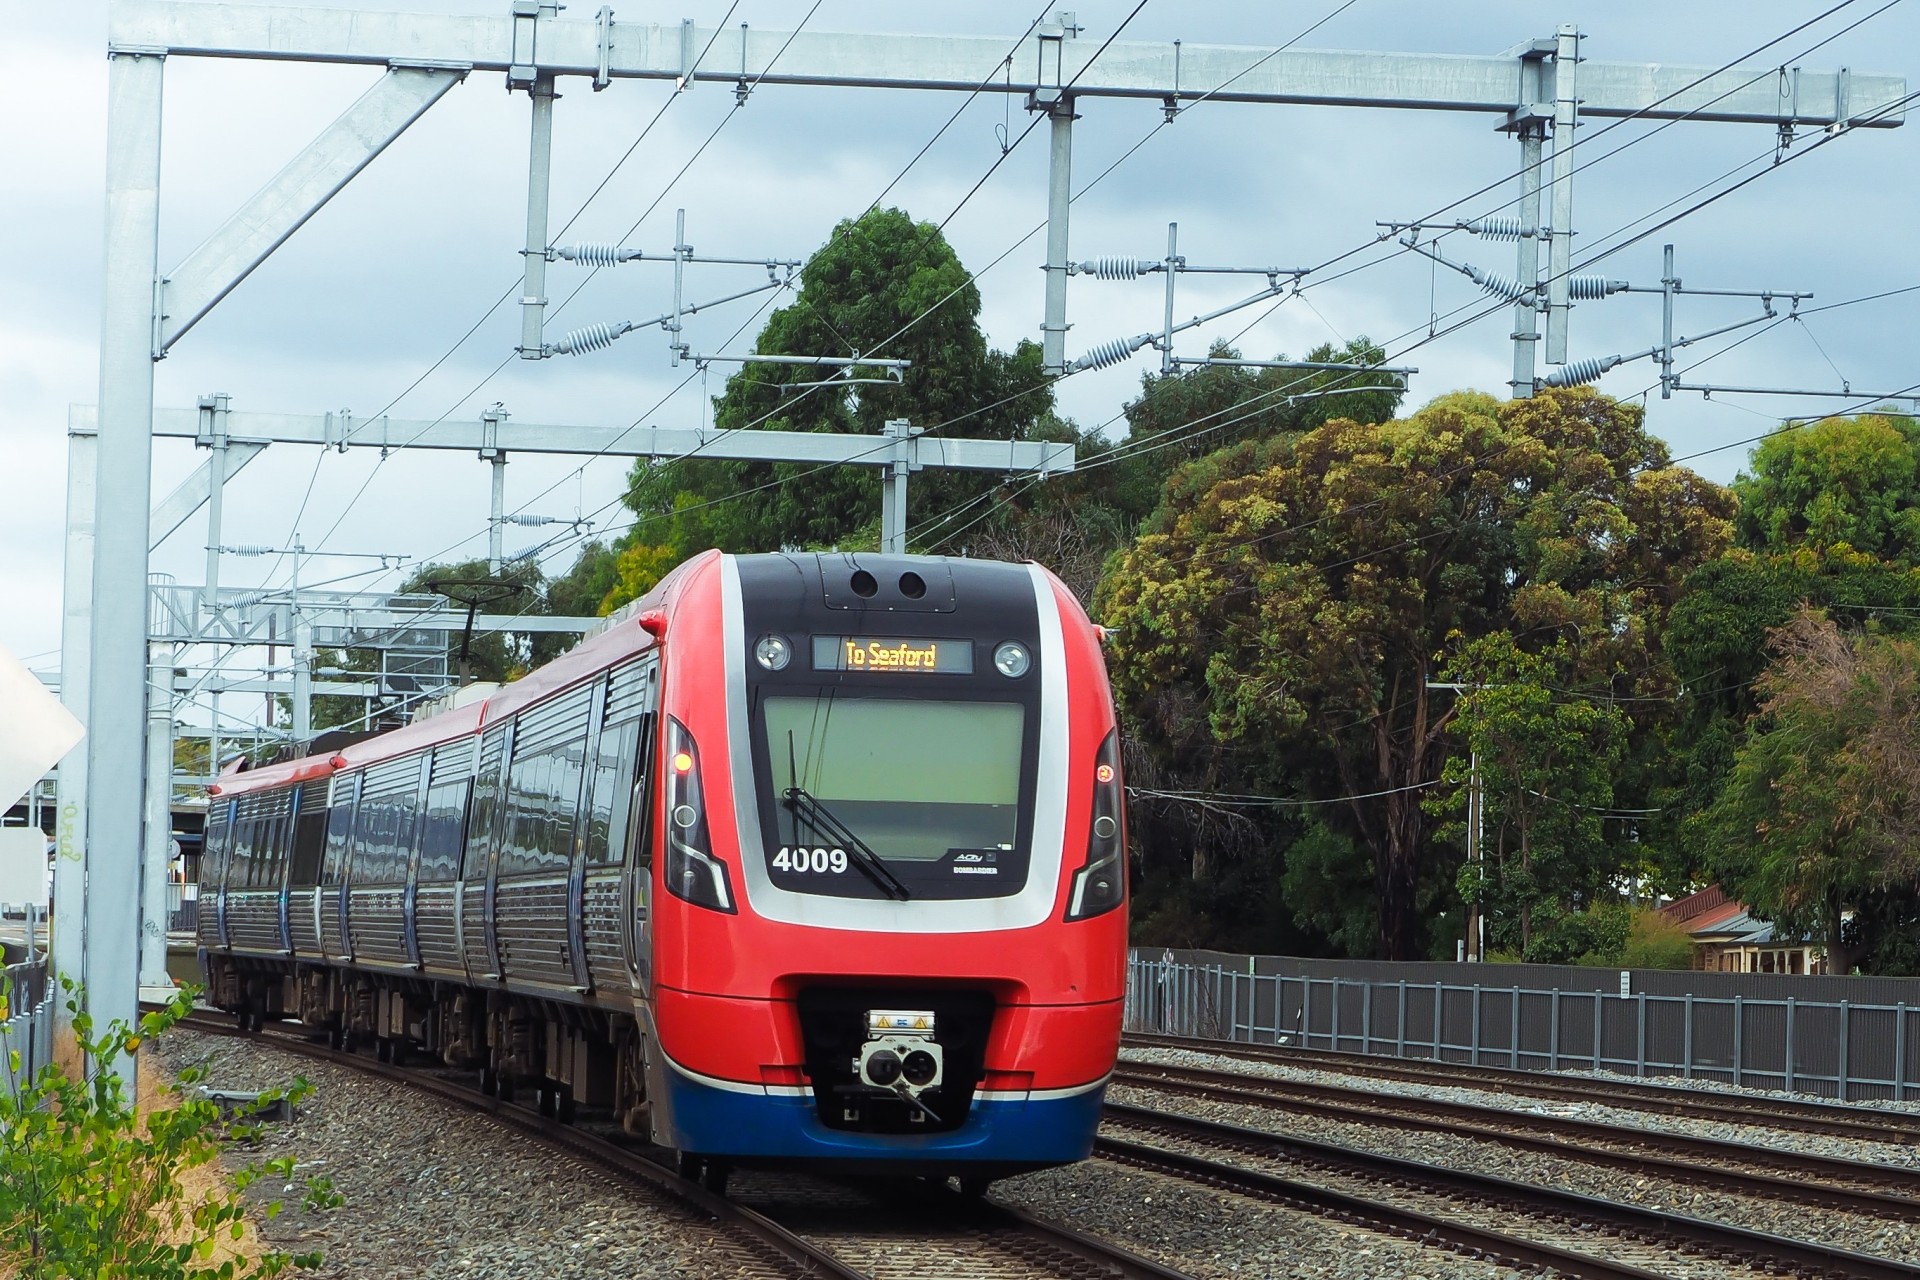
[662, 1066, 1105, 1170]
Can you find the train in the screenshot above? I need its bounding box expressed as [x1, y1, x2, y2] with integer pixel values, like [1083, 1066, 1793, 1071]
[196, 550, 1129, 1188]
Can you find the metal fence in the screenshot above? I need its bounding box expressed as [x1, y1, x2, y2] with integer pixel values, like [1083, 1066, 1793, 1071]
[1126, 948, 1920, 1102]
[1, 905, 53, 1101]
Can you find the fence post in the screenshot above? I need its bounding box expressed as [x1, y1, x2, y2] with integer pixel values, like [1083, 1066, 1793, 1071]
[1897, 1004, 1909, 1101]
[1785, 997, 1797, 1092]
[1303, 977, 1313, 1050]
[1331, 977, 1343, 1052]
[1733, 995, 1744, 1088]
[1592, 993, 1604, 1072]
[1396, 981, 1408, 1057]
[1434, 981, 1445, 1058]
[1550, 989, 1561, 1071]
[1510, 985, 1521, 1068]
[1362, 982, 1373, 1056]
[1837, 1002, 1850, 1101]
[1636, 991, 1648, 1077]
[1683, 993, 1694, 1080]
[1471, 985, 1483, 1066]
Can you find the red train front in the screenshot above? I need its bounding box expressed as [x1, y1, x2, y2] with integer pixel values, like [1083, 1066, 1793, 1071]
[643, 551, 1127, 1177]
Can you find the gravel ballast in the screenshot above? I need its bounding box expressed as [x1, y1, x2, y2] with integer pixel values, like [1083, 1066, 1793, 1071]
[149, 1030, 781, 1280]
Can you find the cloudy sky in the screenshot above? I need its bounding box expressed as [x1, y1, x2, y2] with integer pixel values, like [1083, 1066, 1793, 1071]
[6, 1, 1917, 708]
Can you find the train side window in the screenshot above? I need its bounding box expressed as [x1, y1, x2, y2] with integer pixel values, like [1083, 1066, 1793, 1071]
[290, 786, 329, 885]
[203, 803, 232, 890]
[585, 718, 637, 865]
[321, 778, 357, 885]
[463, 728, 508, 881]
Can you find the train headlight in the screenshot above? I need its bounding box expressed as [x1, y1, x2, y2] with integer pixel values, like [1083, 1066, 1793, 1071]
[754, 633, 792, 671]
[992, 641, 1030, 678]
[663, 717, 735, 914]
[1065, 728, 1127, 922]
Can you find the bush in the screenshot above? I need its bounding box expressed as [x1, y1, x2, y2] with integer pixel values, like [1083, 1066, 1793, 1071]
[0, 980, 329, 1279]
[1619, 909, 1698, 970]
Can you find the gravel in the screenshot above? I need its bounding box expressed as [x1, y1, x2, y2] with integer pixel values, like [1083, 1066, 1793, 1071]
[992, 1159, 1539, 1280]
[147, 1030, 785, 1280]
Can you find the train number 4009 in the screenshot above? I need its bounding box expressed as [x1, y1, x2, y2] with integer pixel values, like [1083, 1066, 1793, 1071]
[772, 846, 850, 874]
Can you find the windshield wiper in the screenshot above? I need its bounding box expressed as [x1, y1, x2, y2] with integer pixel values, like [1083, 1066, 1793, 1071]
[782, 786, 912, 901]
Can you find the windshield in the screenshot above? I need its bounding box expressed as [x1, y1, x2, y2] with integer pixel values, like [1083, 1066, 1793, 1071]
[762, 695, 1025, 865]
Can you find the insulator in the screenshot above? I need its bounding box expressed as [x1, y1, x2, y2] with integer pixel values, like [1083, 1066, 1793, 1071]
[554, 243, 642, 267]
[1465, 265, 1529, 302]
[550, 320, 632, 356]
[1071, 335, 1150, 373]
[1464, 216, 1533, 241]
[1568, 276, 1631, 300]
[1076, 257, 1155, 280]
[1542, 354, 1623, 388]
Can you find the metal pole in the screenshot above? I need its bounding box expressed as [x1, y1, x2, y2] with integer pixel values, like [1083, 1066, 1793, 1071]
[1660, 243, 1677, 398]
[1041, 100, 1075, 376]
[881, 418, 911, 553]
[140, 638, 174, 988]
[87, 46, 166, 1088]
[489, 454, 506, 575]
[1544, 25, 1580, 366]
[1510, 52, 1546, 397]
[201, 393, 230, 625]
[291, 539, 311, 744]
[670, 208, 688, 364]
[1161, 222, 1178, 375]
[55, 428, 96, 1025]
[518, 73, 555, 359]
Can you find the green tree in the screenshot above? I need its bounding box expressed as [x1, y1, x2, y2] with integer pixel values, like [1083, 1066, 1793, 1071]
[1096, 387, 1733, 958]
[1703, 609, 1920, 974]
[617, 207, 1052, 575]
[1429, 634, 1629, 960]
[1733, 412, 1920, 562]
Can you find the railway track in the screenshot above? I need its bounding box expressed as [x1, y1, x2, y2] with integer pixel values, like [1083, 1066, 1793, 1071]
[1125, 1031, 1920, 1145]
[1100, 1099, 1920, 1280]
[176, 1012, 1194, 1280]
[1114, 1059, 1920, 1218]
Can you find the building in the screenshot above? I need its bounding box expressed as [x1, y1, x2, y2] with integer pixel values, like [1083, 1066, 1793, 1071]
[1661, 885, 1828, 975]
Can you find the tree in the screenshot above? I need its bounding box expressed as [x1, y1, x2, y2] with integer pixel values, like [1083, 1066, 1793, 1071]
[615, 207, 1052, 576]
[1733, 412, 1920, 563]
[1703, 609, 1920, 974]
[1429, 634, 1628, 960]
[1095, 387, 1734, 958]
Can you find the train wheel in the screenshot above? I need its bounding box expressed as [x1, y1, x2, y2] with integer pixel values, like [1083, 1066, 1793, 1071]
[496, 1076, 517, 1104]
[327, 1025, 346, 1051]
[479, 1067, 499, 1096]
[701, 1162, 730, 1196]
[958, 1176, 993, 1200]
[375, 1039, 392, 1064]
[537, 1087, 557, 1118]
[676, 1152, 704, 1183]
[555, 1090, 577, 1125]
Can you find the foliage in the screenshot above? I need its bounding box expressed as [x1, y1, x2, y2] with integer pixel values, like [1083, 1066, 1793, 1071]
[609, 206, 1052, 594]
[0, 983, 329, 1278]
[1096, 387, 1734, 958]
[1427, 634, 1629, 958]
[1733, 413, 1920, 563]
[1702, 609, 1920, 973]
[1617, 909, 1698, 970]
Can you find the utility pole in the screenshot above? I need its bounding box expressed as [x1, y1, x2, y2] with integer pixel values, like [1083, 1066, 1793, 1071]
[1429, 680, 1486, 963]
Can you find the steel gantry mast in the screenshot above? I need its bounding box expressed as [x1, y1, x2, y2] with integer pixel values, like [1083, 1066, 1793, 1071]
[74, 0, 1904, 1090]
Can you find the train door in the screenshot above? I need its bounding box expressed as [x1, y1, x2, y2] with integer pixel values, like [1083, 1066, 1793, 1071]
[201, 798, 235, 951]
[459, 724, 510, 984]
[564, 682, 607, 993]
[620, 656, 660, 994]
[399, 753, 430, 969]
[320, 772, 360, 962]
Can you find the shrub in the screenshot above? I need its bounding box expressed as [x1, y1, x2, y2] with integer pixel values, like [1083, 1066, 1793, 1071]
[1619, 909, 1698, 970]
[0, 980, 328, 1279]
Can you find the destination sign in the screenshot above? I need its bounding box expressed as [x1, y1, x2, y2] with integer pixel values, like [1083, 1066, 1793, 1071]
[811, 635, 974, 674]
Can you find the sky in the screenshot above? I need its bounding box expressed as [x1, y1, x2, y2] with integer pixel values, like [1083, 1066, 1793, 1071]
[4, 1, 1917, 722]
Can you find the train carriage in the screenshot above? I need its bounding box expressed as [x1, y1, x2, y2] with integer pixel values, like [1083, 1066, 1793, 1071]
[198, 551, 1128, 1183]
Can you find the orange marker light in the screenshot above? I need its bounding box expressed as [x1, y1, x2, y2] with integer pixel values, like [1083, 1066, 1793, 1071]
[673, 751, 694, 774]
[1095, 763, 1115, 784]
